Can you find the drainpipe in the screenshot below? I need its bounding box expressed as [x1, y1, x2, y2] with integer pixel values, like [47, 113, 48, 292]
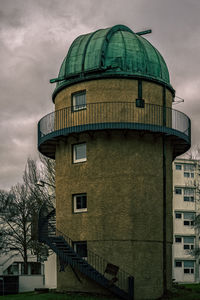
[162, 86, 167, 295]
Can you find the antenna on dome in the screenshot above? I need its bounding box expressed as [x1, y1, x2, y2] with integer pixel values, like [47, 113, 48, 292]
[136, 29, 152, 36]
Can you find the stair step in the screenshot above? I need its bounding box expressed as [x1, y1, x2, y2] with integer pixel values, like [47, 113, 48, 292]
[40, 214, 130, 300]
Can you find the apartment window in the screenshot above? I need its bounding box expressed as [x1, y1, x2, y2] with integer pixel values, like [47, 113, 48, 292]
[184, 188, 194, 202]
[175, 212, 182, 219]
[184, 164, 195, 172]
[184, 196, 194, 202]
[72, 91, 86, 111]
[175, 188, 182, 195]
[183, 237, 194, 250]
[183, 212, 195, 226]
[73, 143, 86, 163]
[175, 261, 182, 267]
[184, 172, 190, 178]
[184, 261, 194, 274]
[176, 164, 182, 170]
[73, 241, 87, 259]
[183, 164, 195, 178]
[73, 193, 87, 213]
[175, 236, 182, 243]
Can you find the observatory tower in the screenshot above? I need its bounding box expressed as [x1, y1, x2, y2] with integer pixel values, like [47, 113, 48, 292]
[38, 25, 191, 299]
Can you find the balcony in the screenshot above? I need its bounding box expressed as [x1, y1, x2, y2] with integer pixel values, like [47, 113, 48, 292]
[38, 102, 191, 159]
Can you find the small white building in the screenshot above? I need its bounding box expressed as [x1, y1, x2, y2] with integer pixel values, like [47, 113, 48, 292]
[173, 158, 200, 283]
[0, 250, 45, 292]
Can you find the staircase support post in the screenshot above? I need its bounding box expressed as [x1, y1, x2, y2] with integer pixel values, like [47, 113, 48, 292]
[128, 276, 134, 300]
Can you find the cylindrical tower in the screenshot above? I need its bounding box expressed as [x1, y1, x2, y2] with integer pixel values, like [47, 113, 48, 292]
[38, 25, 191, 299]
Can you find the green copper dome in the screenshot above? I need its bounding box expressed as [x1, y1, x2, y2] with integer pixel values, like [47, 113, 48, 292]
[51, 25, 173, 100]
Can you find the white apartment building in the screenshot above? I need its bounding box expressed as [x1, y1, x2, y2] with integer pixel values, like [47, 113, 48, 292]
[173, 158, 200, 283]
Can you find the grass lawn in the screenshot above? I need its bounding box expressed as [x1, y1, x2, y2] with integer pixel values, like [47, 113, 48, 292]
[2, 284, 200, 300]
[0, 292, 114, 300]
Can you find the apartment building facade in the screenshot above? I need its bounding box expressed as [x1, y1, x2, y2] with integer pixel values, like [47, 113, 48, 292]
[173, 158, 200, 283]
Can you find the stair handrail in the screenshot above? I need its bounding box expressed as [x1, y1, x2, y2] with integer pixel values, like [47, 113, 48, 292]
[38, 203, 133, 294]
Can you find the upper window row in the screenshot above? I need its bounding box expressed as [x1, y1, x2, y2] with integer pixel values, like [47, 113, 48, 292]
[71, 90, 146, 111]
[175, 163, 195, 172]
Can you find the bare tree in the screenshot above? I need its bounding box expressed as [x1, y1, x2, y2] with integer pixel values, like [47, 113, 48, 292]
[0, 155, 55, 273]
[0, 184, 35, 274]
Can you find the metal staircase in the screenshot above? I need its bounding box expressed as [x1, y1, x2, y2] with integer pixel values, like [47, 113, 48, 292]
[38, 203, 134, 300]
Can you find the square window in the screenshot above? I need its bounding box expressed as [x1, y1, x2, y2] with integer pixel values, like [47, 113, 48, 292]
[184, 268, 190, 274]
[184, 245, 190, 250]
[73, 241, 87, 259]
[184, 220, 190, 226]
[73, 143, 86, 163]
[72, 91, 86, 111]
[73, 194, 87, 213]
[175, 213, 182, 219]
[175, 188, 182, 195]
[175, 261, 182, 267]
[175, 237, 182, 243]
[176, 164, 182, 170]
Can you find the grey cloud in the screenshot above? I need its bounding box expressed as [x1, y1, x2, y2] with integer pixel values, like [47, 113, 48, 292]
[0, 0, 200, 190]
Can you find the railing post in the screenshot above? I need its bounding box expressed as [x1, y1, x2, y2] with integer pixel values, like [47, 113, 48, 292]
[128, 276, 134, 300]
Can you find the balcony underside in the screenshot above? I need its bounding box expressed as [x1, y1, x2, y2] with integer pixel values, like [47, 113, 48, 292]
[38, 122, 190, 159]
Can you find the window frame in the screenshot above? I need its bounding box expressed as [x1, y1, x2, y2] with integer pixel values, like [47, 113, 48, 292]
[183, 212, 195, 226]
[72, 90, 86, 112]
[175, 164, 182, 170]
[73, 193, 87, 213]
[175, 261, 182, 268]
[175, 236, 182, 243]
[175, 188, 182, 195]
[175, 212, 182, 219]
[73, 241, 87, 260]
[184, 196, 194, 202]
[73, 143, 87, 164]
[183, 261, 194, 274]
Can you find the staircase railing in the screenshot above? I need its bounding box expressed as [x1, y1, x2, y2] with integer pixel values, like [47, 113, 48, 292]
[38, 203, 134, 299]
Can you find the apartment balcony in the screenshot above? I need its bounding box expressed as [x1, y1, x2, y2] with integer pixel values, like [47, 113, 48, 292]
[38, 101, 191, 158]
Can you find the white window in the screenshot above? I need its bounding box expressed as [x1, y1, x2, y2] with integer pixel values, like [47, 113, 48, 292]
[183, 212, 195, 226]
[184, 261, 194, 274]
[176, 164, 182, 170]
[73, 143, 86, 163]
[73, 194, 87, 213]
[73, 241, 87, 260]
[184, 188, 194, 202]
[183, 236, 194, 250]
[175, 188, 182, 195]
[72, 91, 86, 111]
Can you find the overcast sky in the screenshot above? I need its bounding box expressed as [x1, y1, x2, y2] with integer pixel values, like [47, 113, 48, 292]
[0, 0, 200, 190]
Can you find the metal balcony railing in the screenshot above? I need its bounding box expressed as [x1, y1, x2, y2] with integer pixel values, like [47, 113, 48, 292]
[38, 102, 191, 157]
